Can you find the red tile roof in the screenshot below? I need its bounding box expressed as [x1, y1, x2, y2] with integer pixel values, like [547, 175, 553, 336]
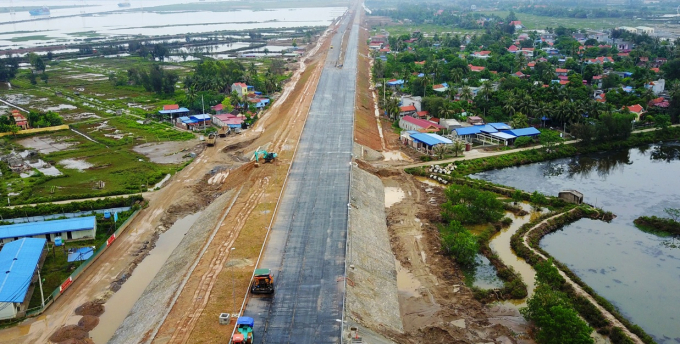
[474, 50, 491, 56]
[400, 105, 417, 112]
[416, 111, 429, 117]
[625, 104, 644, 113]
[650, 68, 660, 73]
[401, 116, 443, 129]
[163, 104, 179, 111]
[555, 68, 568, 73]
[468, 64, 485, 72]
[507, 45, 518, 52]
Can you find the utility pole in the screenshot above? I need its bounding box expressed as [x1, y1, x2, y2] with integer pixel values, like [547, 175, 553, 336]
[201, 95, 206, 130]
[37, 264, 44, 308]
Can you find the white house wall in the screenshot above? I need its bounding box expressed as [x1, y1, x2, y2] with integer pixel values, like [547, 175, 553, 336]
[0, 302, 17, 320]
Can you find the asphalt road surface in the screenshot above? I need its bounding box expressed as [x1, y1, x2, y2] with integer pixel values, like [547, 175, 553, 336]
[242, 8, 359, 344]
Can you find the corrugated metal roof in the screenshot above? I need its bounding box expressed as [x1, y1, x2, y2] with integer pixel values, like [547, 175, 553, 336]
[488, 123, 512, 130]
[504, 127, 541, 137]
[491, 132, 517, 140]
[410, 133, 450, 146]
[158, 107, 189, 114]
[455, 126, 482, 136]
[0, 238, 46, 303]
[0, 216, 96, 240]
[191, 114, 211, 120]
[427, 133, 453, 144]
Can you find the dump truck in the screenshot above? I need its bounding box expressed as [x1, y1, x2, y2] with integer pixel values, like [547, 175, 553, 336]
[218, 126, 228, 137]
[250, 268, 274, 294]
[232, 317, 254, 344]
[206, 133, 217, 146]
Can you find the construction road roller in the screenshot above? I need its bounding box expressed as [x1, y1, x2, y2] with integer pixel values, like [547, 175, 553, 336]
[250, 268, 274, 294]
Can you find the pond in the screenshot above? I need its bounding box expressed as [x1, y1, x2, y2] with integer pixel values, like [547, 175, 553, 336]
[471, 143, 680, 343]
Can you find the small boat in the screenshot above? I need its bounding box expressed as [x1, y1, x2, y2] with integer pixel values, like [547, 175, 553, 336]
[118, 1, 131, 7]
[29, 7, 50, 16]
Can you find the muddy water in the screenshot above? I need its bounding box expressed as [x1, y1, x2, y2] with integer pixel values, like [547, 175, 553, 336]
[473, 203, 547, 298]
[384, 186, 405, 208]
[90, 213, 201, 344]
[395, 259, 421, 297]
[472, 143, 680, 343]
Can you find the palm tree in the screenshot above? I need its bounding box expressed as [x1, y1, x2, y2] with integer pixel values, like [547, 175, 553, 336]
[385, 97, 400, 120]
[460, 86, 473, 103]
[480, 80, 493, 101]
[504, 96, 517, 116]
[450, 68, 463, 85]
[451, 140, 465, 157]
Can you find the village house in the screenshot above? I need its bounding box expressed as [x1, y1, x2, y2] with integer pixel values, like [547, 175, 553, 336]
[158, 104, 190, 121]
[0, 238, 46, 320]
[472, 50, 492, 59]
[624, 104, 646, 121]
[399, 116, 443, 132]
[399, 104, 417, 118]
[231, 82, 249, 98]
[468, 64, 485, 72]
[10, 110, 29, 130]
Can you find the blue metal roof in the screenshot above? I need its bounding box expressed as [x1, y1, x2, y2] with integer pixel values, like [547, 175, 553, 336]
[488, 123, 512, 130]
[504, 127, 541, 137]
[0, 238, 46, 303]
[0, 216, 96, 241]
[158, 107, 189, 114]
[410, 133, 451, 146]
[455, 126, 482, 136]
[67, 247, 94, 262]
[386, 79, 404, 86]
[191, 114, 211, 121]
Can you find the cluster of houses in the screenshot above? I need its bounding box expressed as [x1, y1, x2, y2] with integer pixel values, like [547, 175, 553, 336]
[158, 82, 270, 132]
[0, 217, 98, 320]
[372, 27, 671, 125]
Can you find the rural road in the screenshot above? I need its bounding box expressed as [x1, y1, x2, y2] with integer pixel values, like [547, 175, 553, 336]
[242, 6, 359, 344]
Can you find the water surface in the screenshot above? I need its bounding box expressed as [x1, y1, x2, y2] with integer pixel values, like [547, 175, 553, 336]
[472, 143, 680, 343]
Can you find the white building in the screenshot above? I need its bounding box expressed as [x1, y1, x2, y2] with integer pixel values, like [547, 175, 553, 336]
[0, 216, 97, 244]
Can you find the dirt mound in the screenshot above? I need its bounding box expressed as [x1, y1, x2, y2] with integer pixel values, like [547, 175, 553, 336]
[221, 137, 257, 154]
[74, 301, 104, 316]
[355, 159, 401, 177]
[49, 325, 89, 343]
[78, 315, 100, 331]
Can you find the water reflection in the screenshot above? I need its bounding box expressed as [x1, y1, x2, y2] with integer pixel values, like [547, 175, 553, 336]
[650, 143, 680, 163]
[472, 143, 680, 343]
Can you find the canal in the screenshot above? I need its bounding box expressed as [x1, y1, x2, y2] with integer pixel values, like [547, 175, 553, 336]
[471, 143, 680, 343]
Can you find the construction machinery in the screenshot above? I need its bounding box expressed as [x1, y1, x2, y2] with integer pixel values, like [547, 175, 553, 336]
[250, 268, 274, 294]
[206, 133, 217, 146]
[218, 126, 228, 137]
[253, 149, 277, 166]
[232, 317, 254, 344]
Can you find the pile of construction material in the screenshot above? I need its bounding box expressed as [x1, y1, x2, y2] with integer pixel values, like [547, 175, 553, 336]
[428, 164, 456, 184]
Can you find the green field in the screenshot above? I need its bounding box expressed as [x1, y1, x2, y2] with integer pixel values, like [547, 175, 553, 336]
[479, 10, 652, 31]
[379, 23, 481, 37]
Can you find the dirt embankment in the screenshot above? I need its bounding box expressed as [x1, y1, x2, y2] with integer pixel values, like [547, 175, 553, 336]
[108, 188, 237, 344]
[374, 169, 521, 343]
[354, 13, 384, 151]
[346, 166, 403, 337]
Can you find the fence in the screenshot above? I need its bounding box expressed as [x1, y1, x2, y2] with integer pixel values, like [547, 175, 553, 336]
[25, 209, 141, 317]
[0, 125, 69, 137]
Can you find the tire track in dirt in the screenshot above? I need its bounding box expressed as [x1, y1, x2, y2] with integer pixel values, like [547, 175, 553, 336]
[154, 25, 333, 344]
[168, 177, 270, 344]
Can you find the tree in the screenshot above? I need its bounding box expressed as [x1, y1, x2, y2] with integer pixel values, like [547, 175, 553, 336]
[451, 141, 465, 157]
[511, 112, 529, 128]
[570, 122, 596, 145]
[512, 190, 524, 204]
[534, 259, 565, 288]
[9, 125, 20, 137]
[520, 285, 594, 344]
[29, 73, 37, 85]
[439, 220, 478, 268]
[654, 114, 671, 131]
[40, 73, 49, 84]
[539, 130, 561, 151]
[530, 191, 548, 206]
[433, 144, 449, 159]
[514, 136, 533, 147]
[442, 185, 505, 225]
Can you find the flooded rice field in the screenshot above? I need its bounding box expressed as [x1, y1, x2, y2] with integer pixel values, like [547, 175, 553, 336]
[0, 0, 345, 50]
[472, 143, 680, 343]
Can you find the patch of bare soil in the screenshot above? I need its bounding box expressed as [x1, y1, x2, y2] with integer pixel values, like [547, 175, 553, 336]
[74, 301, 104, 317]
[49, 325, 94, 344]
[379, 170, 525, 344]
[133, 140, 202, 164]
[77, 315, 100, 332]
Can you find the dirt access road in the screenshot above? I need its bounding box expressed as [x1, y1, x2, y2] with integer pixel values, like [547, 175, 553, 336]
[0, 14, 338, 344]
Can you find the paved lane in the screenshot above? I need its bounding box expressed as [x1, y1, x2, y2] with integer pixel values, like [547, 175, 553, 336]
[242, 7, 359, 344]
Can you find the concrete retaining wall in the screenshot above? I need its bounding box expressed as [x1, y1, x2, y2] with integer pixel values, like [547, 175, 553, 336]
[346, 166, 403, 335]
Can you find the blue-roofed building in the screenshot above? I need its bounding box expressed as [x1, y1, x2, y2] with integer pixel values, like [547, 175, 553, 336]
[488, 123, 512, 131]
[0, 238, 46, 320]
[407, 132, 453, 151]
[503, 127, 541, 137]
[159, 105, 190, 121]
[0, 216, 97, 244]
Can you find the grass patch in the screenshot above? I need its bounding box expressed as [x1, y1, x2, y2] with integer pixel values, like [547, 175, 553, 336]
[478, 10, 649, 30]
[9, 35, 53, 42]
